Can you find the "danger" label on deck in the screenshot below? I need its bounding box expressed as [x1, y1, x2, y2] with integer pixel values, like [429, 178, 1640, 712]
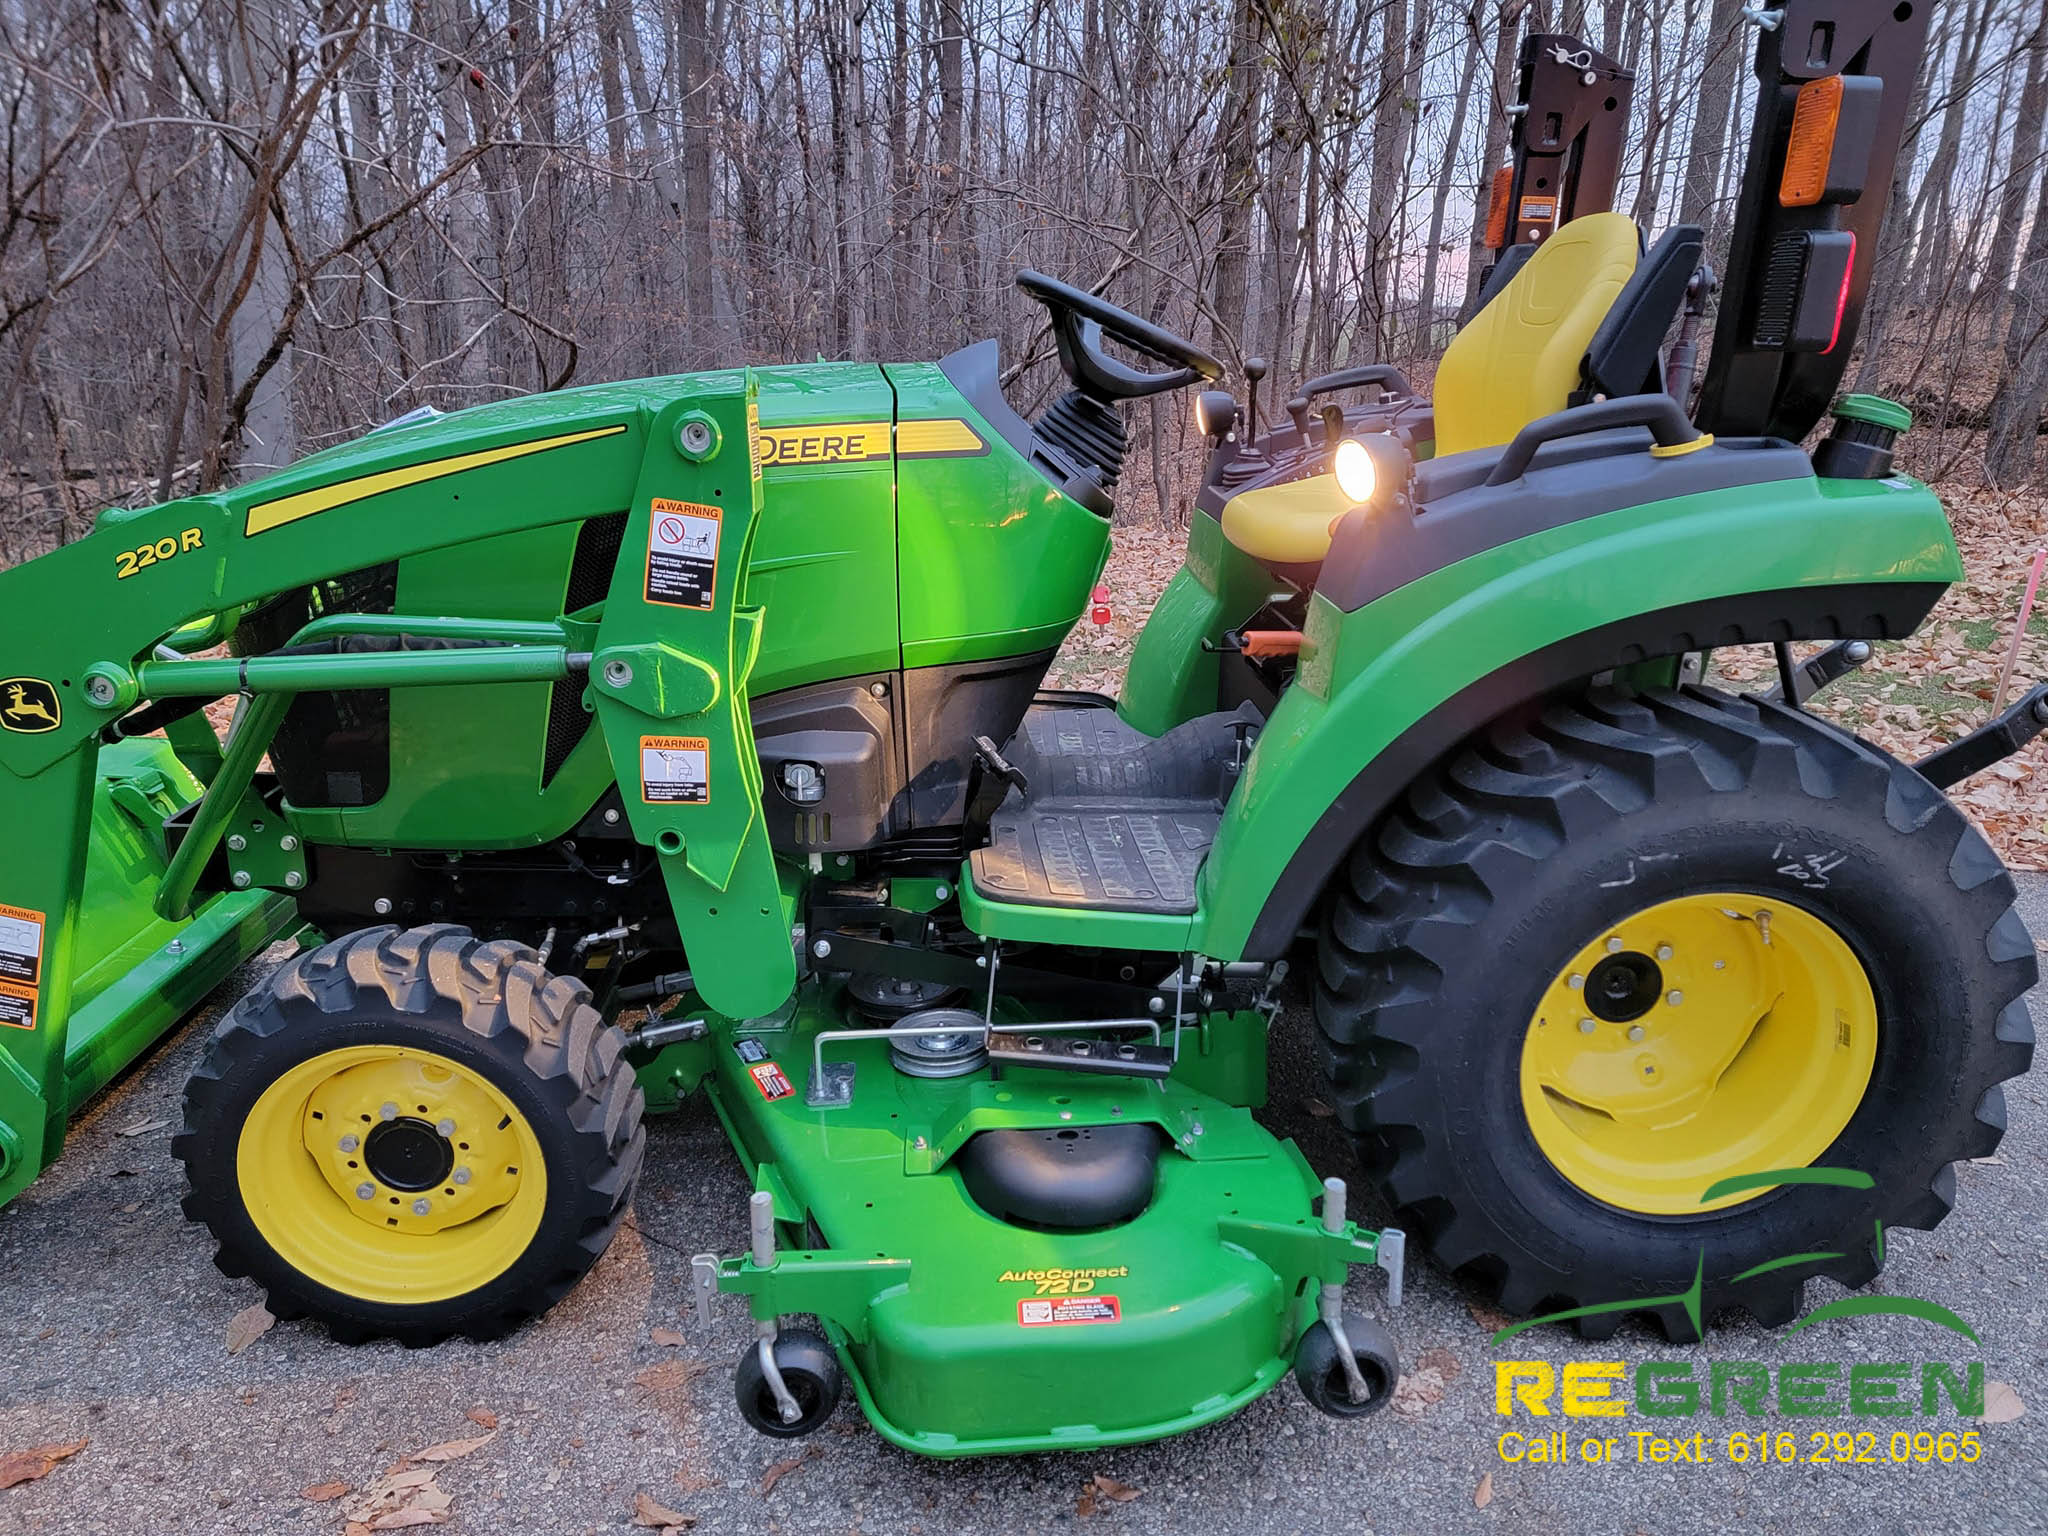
[1018, 1294, 1121, 1327]
[644, 498, 720, 609]
[641, 736, 710, 805]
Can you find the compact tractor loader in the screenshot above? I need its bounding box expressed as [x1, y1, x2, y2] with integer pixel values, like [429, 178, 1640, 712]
[0, 0, 2038, 1456]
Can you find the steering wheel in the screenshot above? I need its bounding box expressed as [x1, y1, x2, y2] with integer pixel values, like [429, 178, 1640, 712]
[1016, 269, 1226, 401]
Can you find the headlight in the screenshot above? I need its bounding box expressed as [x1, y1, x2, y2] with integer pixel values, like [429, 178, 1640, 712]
[1332, 437, 1376, 503]
[1193, 390, 1240, 440]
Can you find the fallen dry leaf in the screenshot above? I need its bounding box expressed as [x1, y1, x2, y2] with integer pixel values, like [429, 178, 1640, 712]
[0, 1439, 87, 1490]
[1392, 1364, 1448, 1418]
[115, 1118, 169, 1137]
[463, 1407, 498, 1431]
[651, 1327, 686, 1348]
[1415, 1346, 1463, 1383]
[1474, 1471, 1494, 1509]
[340, 1460, 455, 1529]
[759, 1455, 806, 1496]
[634, 1359, 703, 1391]
[1981, 1380, 2027, 1424]
[225, 1303, 275, 1354]
[405, 1431, 494, 1463]
[1302, 1097, 1335, 1118]
[631, 1489, 696, 1528]
[301, 1479, 351, 1502]
[673, 1467, 718, 1493]
[1090, 1473, 1141, 1503]
[1468, 1300, 1513, 1334]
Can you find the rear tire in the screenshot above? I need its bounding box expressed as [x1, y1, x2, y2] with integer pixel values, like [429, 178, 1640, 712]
[176, 925, 644, 1345]
[1314, 686, 2035, 1338]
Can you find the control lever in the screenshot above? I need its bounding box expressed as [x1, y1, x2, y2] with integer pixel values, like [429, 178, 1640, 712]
[1203, 628, 1305, 659]
[1286, 396, 1311, 435]
[962, 734, 1028, 849]
[1244, 357, 1267, 448]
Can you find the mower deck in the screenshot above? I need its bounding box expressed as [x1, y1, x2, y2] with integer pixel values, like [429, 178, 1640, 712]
[676, 984, 1397, 1455]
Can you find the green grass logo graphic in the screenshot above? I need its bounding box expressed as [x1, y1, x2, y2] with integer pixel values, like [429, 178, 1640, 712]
[1489, 1167, 1980, 1348]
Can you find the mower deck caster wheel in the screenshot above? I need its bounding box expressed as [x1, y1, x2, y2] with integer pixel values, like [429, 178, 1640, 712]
[1295, 1312, 1399, 1418]
[735, 1329, 842, 1437]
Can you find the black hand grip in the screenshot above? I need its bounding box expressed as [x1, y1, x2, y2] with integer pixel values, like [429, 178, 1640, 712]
[1297, 364, 1414, 403]
[1484, 394, 1703, 486]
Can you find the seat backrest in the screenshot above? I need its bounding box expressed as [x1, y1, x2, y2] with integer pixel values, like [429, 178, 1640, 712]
[1579, 224, 1705, 401]
[1432, 211, 1641, 457]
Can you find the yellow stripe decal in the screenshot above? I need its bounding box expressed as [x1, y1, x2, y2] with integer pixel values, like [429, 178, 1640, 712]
[243, 424, 628, 536]
[896, 418, 987, 457]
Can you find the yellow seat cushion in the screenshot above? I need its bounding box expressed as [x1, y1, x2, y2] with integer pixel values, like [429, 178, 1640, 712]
[1432, 211, 1640, 457]
[1218, 473, 1353, 566]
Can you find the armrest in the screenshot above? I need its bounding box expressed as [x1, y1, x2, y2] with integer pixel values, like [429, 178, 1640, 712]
[1298, 364, 1414, 403]
[1484, 394, 1704, 487]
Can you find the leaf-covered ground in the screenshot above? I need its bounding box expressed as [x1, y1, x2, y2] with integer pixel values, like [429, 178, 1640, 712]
[1050, 482, 2047, 870]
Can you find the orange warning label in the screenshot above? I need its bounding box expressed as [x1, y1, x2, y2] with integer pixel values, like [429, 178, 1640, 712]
[0, 903, 44, 986]
[748, 1060, 794, 1100]
[640, 735, 710, 805]
[645, 498, 720, 609]
[0, 979, 35, 1031]
[1518, 194, 1559, 224]
[1018, 1294, 1121, 1327]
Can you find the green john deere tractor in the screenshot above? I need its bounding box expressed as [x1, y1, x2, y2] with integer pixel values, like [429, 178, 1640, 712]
[0, 0, 2038, 1456]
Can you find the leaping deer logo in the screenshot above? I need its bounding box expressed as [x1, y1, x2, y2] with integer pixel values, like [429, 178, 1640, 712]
[1, 680, 60, 732]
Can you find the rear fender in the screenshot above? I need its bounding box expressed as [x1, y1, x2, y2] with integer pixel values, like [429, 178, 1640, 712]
[1188, 474, 1959, 960]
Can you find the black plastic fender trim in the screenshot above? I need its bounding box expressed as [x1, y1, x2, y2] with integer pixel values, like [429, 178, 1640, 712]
[1238, 580, 1950, 959]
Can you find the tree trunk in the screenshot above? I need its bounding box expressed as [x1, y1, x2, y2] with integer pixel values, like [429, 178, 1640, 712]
[1677, 0, 1743, 241]
[1209, 0, 1262, 358]
[1417, 16, 1482, 353]
[1461, 0, 1528, 312]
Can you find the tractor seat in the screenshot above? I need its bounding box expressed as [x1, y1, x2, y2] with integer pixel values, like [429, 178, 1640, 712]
[1220, 213, 1702, 568]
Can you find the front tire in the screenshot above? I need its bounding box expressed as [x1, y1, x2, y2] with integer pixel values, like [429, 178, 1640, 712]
[176, 925, 645, 1345]
[1314, 686, 2035, 1338]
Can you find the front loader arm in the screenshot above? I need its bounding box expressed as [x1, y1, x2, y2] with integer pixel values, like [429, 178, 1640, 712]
[0, 373, 785, 1199]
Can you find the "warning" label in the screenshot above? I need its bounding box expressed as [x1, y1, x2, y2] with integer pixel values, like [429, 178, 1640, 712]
[1018, 1294, 1121, 1327]
[0, 979, 34, 1030]
[0, 904, 44, 986]
[641, 736, 710, 805]
[644, 497, 720, 609]
[748, 1060, 795, 1100]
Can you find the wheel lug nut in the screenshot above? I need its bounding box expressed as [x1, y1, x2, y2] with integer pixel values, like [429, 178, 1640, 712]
[1605, 937, 1623, 953]
[453, 1167, 472, 1185]
[1656, 944, 1674, 961]
[1578, 1018, 1596, 1033]
[1567, 973, 1584, 990]
[436, 1119, 456, 1137]
[1628, 1025, 1646, 1041]
[338, 1135, 360, 1153]
[379, 1102, 399, 1121]
[1667, 990, 1683, 1006]
[355, 1183, 376, 1200]
[412, 1198, 432, 1216]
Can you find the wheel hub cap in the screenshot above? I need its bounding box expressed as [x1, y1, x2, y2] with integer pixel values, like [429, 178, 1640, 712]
[362, 1117, 455, 1192]
[235, 1043, 549, 1304]
[1519, 893, 1879, 1214]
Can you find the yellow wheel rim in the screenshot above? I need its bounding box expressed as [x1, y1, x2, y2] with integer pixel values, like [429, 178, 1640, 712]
[1519, 893, 1877, 1215]
[236, 1045, 547, 1305]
